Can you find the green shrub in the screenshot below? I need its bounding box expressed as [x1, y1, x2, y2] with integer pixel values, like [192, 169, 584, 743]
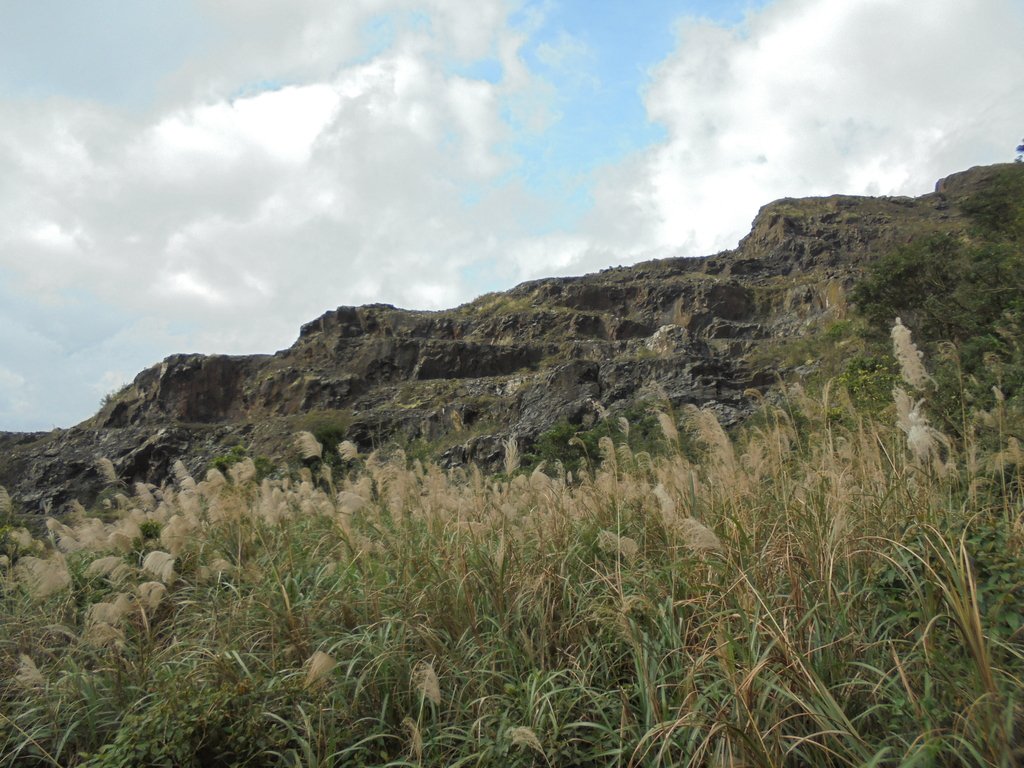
[209, 444, 247, 474]
[851, 169, 1024, 437]
[138, 520, 162, 540]
[824, 319, 854, 342]
[835, 355, 899, 413]
[524, 403, 681, 474]
[210, 444, 274, 480]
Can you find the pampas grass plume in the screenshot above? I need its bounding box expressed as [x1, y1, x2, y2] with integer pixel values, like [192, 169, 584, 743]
[15, 655, 46, 689]
[0, 486, 10, 517]
[503, 436, 520, 475]
[338, 440, 360, 461]
[96, 457, 118, 485]
[137, 581, 167, 611]
[891, 317, 932, 389]
[508, 726, 544, 755]
[295, 431, 323, 461]
[142, 550, 176, 584]
[172, 460, 196, 489]
[304, 650, 336, 688]
[412, 661, 441, 705]
[16, 555, 71, 598]
[656, 411, 678, 446]
[677, 517, 723, 553]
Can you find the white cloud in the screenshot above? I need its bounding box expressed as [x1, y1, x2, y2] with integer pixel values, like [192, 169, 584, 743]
[471, 0, 1024, 292]
[0, 366, 30, 420]
[0, 0, 559, 428]
[93, 370, 130, 398]
[1, 0, 1022, 431]
[619, 0, 1024, 256]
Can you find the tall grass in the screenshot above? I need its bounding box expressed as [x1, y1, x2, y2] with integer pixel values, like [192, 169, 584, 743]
[1, 392, 1021, 766]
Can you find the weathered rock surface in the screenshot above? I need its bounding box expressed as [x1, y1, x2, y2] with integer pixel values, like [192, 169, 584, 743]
[0, 164, 1010, 514]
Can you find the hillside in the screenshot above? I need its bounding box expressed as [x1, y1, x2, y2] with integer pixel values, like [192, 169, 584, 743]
[1, 163, 1023, 766]
[0, 163, 1017, 514]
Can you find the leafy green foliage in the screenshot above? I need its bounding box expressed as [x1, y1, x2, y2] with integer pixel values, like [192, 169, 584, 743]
[960, 166, 1024, 240]
[852, 235, 1024, 352]
[210, 444, 274, 481]
[524, 403, 674, 474]
[209, 443, 247, 473]
[137, 520, 162, 541]
[81, 666, 296, 767]
[851, 167, 1024, 436]
[835, 354, 899, 412]
[2, 397, 1022, 766]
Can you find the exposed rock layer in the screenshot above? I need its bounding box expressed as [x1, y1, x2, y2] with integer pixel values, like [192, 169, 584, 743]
[0, 164, 1007, 514]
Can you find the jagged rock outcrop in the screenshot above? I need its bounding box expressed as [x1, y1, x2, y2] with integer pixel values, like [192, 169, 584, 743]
[0, 164, 1013, 515]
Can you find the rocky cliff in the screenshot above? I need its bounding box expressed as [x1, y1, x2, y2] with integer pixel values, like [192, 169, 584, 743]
[0, 164, 1008, 514]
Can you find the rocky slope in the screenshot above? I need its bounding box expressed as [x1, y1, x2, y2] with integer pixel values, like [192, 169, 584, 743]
[0, 164, 1009, 514]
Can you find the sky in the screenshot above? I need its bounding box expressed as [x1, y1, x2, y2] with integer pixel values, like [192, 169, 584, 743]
[1, 0, 1022, 432]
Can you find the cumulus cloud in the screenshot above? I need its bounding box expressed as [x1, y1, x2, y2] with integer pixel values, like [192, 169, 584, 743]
[0, 0, 1021, 430]
[493, 0, 1024, 285]
[622, 0, 1024, 256]
[0, 0, 560, 429]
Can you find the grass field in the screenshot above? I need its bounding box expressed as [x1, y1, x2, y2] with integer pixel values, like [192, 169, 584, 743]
[2, 353, 1022, 767]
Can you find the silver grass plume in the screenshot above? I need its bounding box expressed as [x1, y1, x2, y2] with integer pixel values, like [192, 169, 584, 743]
[320, 463, 333, 487]
[598, 436, 616, 472]
[134, 482, 156, 510]
[96, 457, 118, 485]
[304, 650, 337, 688]
[336, 491, 367, 515]
[617, 416, 630, 440]
[9, 527, 39, 554]
[172, 460, 196, 489]
[598, 530, 639, 560]
[894, 387, 950, 469]
[0, 486, 10, 516]
[86, 593, 135, 627]
[83, 621, 124, 649]
[85, 556, 130, 580]
[402, 717, 424, 763]
[891, 317, 932, 389]
[15, 655, 46, 689]
[676, 517, 723, 553]
[295, 431, 323, 461]
[686, 405, 736, 471]
[656, 411, 679, 446]
[15, 555, 71, 598]
[142, 550, 176, 584]
[136, 581, 167, 611]
[337, 440, 360, 461]
[502, 436, 520, 475]
[229, 458, 256, 485]
[412, 660, 441, 706]
[508, 726, 545, 756]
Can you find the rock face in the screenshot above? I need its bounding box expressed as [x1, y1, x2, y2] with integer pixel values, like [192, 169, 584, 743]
[0, 164, 1009, 514]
